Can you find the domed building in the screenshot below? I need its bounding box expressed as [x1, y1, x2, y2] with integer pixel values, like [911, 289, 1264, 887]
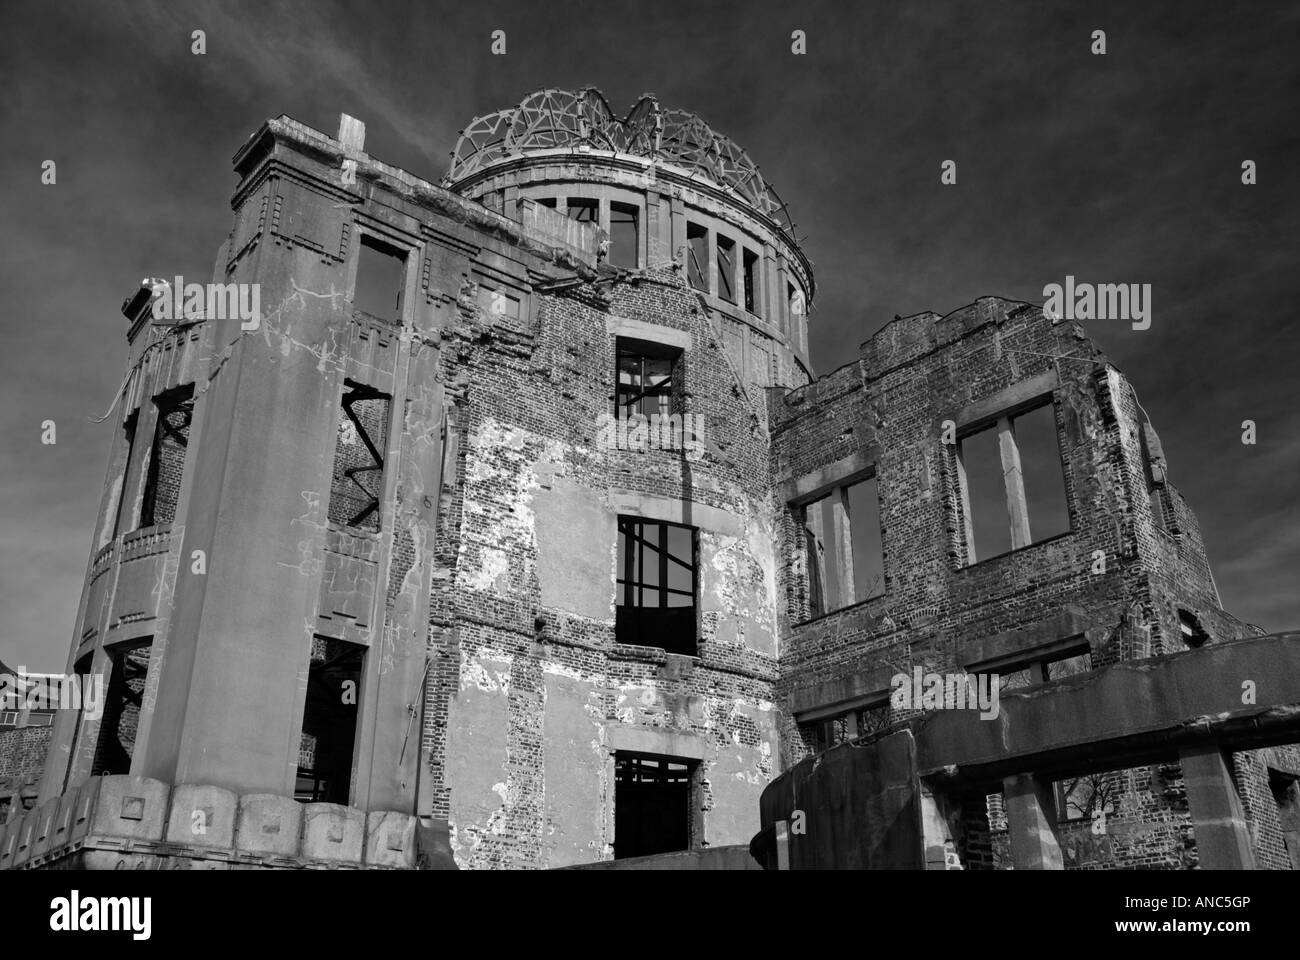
[7, 90, 1297, 872]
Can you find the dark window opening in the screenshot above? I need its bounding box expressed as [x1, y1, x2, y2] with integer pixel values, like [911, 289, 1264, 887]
[614, 753, 693, 859]
[91, 642, 152, 776]
[802, 475, 885, 617]
[536, 197, 557, 208]
[1015, 404, 1071, 542]
[113, 411, 138, 538]
[565, 197, 599, 223]
[353, 236, 405, 323]
[1178, 609, 1210, 648]
[686, 222, 708, 292]
[742, 247, 759, 314]
[616, 340, 680, 420]
[958, 424, 1011, 561]
[616, 518, 697, 656]
[139, 385, 194, 529]
[958, 400, 1069, 564]
[610, 202, 639, 268]
[296, 637, 364, 805]
[327, 381, 391, 532]
[715, 235, 736, 303]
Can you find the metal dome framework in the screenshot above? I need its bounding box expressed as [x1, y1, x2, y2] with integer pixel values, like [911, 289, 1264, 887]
[447, 88, 797, 239]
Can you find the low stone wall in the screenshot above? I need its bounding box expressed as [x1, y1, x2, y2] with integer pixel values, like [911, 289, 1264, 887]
[0, 776, 417, 870]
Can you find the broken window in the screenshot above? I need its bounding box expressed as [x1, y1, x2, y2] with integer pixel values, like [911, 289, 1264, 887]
[715, 234, 736, 303]
[352, 235, 405, 323]
[91, 641, 152, 776]
[957, 399, 1070, 564]
[802, 475, 886, 618]
[614, 753, 694, 859]
[327, 381, 391, 532]
[139, 385, 194, 529]
[616, 518, 697, 656]
[1178, 609, 1210, 648]
[296, 636, 365, 805]
[565, 197, 599, 223]
[616, 340, 679, 419]
[686, 221, 708, 292]
[743, 247, 760, 315]
[610, 202, 638, 268]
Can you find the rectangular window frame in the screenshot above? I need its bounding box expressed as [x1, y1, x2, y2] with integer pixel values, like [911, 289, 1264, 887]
[615, 517, 699, 657]
[955, 396, 1071, 566]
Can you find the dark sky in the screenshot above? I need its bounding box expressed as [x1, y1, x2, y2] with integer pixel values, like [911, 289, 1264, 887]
[2, 0, 1297, 671]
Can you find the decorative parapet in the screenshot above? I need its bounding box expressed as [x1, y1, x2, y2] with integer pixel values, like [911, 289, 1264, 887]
[0, 776, 417, 870]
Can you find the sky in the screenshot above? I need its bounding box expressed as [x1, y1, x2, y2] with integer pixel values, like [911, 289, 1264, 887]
[1, 0, 1297, 671]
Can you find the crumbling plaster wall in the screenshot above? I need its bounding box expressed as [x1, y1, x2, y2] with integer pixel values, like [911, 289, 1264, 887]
[429, 263, 782, 868]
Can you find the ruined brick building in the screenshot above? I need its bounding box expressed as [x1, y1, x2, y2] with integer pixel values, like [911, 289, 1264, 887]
[3, 88, 1297, 870]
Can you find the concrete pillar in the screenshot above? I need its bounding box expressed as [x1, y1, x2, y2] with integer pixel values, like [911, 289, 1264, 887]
[997, 417, 1031, 548]
[920, 782, 961, 869]
[1180, 745, 1256, 869]
[1003, 773, 1064, 869]
[831, 486, 855, 608]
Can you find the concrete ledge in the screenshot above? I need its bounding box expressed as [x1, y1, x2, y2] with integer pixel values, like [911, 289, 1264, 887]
[919, 632, 1300, 784]
[606, 315, 692, 351]
[606, 724, 710, 761]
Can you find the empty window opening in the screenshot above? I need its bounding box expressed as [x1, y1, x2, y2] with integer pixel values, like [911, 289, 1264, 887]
[91, 641, 152, 776]
[353, 236, 405, 323]
[805, 700, 890, 753]
[565, 197, 599, 223]
[536, 197, 558, 208]
[1014, 404, 1071, 542]
[616, 518, 697, 656]
[1054, 772, 1120, 823]
[296, 637, 365, 805]
[327, 381, 391, 532]
[803, 476, 886, 618]
[476, 283, 521, 322]
[139, 385, 194, 529]
[742, 247, 760, 315]
[686, 222, 708, 292]
[112, 410, 138, 538]
[616, 340, 679, 420]
[614, 753, 694, 859]
[610, 202, 639, 268]
[715, 235, 736, 303]
[1178, 609, 1210, 648]
[957, 400, 1069, 564]
[994, 644, 1092, 692]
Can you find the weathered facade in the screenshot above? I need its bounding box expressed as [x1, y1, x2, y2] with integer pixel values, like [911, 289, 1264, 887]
[2, 89, 1296, 871]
